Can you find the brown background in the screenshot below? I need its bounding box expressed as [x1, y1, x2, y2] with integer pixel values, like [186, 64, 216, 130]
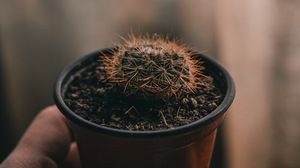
[1, 0, 300, 167]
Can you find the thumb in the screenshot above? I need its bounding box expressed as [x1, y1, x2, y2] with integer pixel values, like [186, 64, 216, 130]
[1, 106, 75, 168]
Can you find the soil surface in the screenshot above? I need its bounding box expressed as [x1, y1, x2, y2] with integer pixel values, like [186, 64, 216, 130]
[64, 62, 223, 131]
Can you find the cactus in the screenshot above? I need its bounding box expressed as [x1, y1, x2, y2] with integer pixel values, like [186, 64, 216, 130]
[98, 34, 209, 103]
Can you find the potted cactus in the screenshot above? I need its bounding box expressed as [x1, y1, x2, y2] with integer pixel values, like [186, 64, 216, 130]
[54, 34, 235, 168]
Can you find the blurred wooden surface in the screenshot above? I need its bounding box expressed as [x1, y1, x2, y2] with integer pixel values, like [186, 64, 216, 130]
[0, 35, 13, 162]
[215, 0, 274, 167]
[215, 0, 300, 168]
[270, 1, 300, 167]
[1, 0, 300, 167]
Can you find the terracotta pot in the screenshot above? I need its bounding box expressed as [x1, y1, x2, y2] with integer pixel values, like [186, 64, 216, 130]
[54, 49, 235, 168]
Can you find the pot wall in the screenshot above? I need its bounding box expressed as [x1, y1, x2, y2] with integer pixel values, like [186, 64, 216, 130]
[72, 115, 224, 168]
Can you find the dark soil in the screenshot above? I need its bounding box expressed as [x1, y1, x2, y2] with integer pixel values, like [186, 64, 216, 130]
[64, 62, 223, 131]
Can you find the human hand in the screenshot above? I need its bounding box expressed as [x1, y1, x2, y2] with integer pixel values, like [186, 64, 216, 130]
[0, 106, 80, 168]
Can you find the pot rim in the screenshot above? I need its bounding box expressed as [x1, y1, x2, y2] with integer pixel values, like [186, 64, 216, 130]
[54, 48, 235, 138]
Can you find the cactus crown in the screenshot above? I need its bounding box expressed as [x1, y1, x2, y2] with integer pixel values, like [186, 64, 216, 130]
[99, 34, 207, 102]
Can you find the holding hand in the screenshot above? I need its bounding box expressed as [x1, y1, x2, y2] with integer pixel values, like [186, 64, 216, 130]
[0, 106, 80, 168]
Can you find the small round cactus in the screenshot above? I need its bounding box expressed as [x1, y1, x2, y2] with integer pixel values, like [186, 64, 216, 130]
[98, 34, 209, 102]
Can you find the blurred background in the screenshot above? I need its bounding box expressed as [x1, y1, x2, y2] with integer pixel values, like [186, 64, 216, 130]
[1, 0, 300, 167]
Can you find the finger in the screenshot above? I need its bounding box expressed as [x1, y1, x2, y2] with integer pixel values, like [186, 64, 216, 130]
[1, 106, 75, 168]
[60, 143, 81, 168]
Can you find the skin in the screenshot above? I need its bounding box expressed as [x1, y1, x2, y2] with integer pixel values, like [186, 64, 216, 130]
[0, 106, 81, 168]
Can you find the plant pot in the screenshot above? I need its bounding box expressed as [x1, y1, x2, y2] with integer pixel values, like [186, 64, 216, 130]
[54, 48, 235, 168]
